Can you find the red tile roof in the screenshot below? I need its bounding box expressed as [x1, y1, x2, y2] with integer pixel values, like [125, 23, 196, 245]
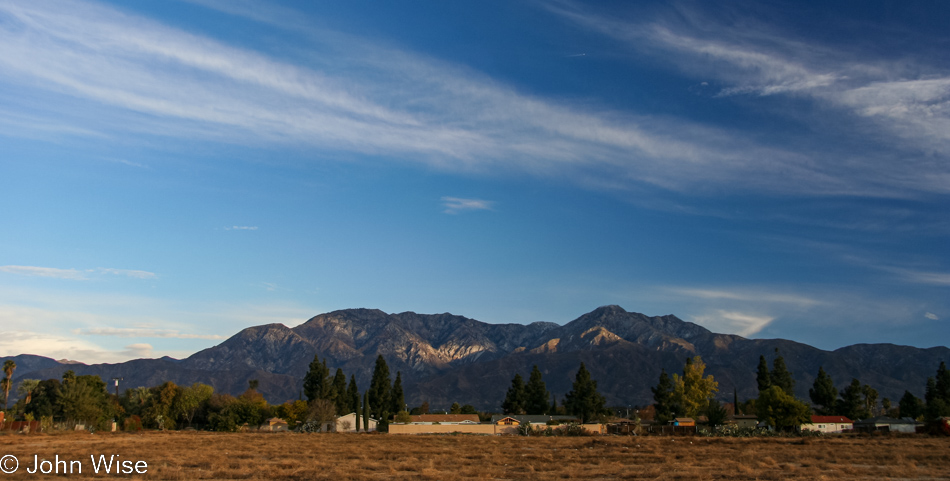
[810, 416, 852, 424]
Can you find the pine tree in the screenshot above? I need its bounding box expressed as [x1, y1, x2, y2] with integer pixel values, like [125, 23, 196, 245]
[368, 355, 391, 419]
[898, 390, 922, 419]
[838, 378, 865, 420]
[651, 368, 674, 423]
[935, 362, 950, 405]
[332, 368, 348, 415]
[770, 351, 795, 395]
[524, 365, 550, 415]
[354, 389, 361, 431]
[809, 367, 837, 415]
[564, 363, 607, 423]
[550, 393, 558, 416]
[391, 372, 405, 415]
[303, 355, 331, 403]
[362, 391, 369, 431]
[501, 373, 526, 414]
[863, 384, 879, 417]
[756, 355, 771, 393]
[347, 375, 359, 415]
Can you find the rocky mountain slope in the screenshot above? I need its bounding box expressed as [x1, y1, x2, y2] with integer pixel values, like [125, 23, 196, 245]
[7, 306, 949, 410]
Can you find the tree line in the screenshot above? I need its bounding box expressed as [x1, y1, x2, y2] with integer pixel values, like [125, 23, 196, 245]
[649, 350, 950, 431]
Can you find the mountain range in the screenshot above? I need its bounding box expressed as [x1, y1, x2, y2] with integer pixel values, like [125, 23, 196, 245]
[6, 306, 949, 410]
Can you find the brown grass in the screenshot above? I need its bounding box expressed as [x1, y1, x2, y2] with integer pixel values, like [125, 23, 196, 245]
[1, 432, 948, 480]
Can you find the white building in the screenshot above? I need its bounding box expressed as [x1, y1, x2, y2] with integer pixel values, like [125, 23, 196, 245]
[801, 415, 853, 433]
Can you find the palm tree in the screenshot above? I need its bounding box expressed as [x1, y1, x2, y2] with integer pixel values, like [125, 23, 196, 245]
[17, 379, 40, 405]
[0, 378, 10, 411]
[2, 360, 15, 410]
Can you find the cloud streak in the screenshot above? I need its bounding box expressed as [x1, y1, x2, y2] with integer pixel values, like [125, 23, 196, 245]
[441, 197, 494, 214]
[1, 1, 939, 198]
[0, 265, 156, 281]
[0, 265, 87, 280]
[544, 1, 950, 195]
[74, 327, 225, 340]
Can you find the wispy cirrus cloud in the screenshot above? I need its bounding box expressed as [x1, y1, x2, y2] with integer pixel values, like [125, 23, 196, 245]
[0, 265, 156, 280]
[0, 265, 87, 280]
[0, 0, 929, 198]
[74, 326, 225, 340]
[224, 226, 258, 231]
[544, 1, 950, 195]
[693, 310, 774, 338]
[441, 197, 494, 214]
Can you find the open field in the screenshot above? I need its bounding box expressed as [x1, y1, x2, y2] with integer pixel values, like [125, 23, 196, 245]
[1, 432, 948, 480]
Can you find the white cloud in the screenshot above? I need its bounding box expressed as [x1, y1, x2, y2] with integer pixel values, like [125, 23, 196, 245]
[693, 310, 774, 337]
[668, 287, 823, 308]
[0, 265, 156, 281]
[97, 268, 157, 279]
[0, 265, 87, 280]
[225, 226, 258, 231]
[925, 312, 939, 320]
[544, 2, 950, 195]
[73, 327, 225, 340]
[0, 0, 925, 197]
[441, 197, 494, 214]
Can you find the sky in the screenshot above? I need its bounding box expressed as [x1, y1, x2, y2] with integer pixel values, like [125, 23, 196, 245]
[1, 0, 948, 364]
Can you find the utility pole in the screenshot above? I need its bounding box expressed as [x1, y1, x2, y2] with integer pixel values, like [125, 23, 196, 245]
[111, 377, 123, 398]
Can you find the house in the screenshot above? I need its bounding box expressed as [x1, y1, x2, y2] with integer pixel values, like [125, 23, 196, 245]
[853, 416, 920, 434]
[335, 412, 377, 432]
[729, 414, 759, 429]
[489, 415, 579, 427]
[408, 414, 479, 424]
[259, 417, 289, 432]
[670, 418, 695, 427]
[801, 415, 853, 433]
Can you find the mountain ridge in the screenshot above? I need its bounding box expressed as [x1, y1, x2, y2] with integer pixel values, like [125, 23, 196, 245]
[5, 305, 948, 410]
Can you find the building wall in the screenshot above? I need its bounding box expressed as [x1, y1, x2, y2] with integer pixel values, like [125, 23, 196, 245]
[802, 422, 851, 433]
[389, 424, 498, 435]
[336, 413, 377, 432]
[388, 423, 605, 435]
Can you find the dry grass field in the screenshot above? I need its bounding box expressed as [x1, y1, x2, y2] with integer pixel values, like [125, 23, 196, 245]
[1, 431, 948, 480]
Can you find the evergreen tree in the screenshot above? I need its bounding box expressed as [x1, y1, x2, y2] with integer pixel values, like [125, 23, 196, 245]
[347, 375, 359, 415]
[898, 390, 922, 420]
[733, 387, 739, 415]
[354, 390, 361, 431]
[769, 351, 795, 395]
[550, 393, 558, 416]
[362, 391, 369, 431]
[391, 372, 405, 415]
[331, 368, 348, 415]
[524, 365, 550, 415]
[501, 373, 526, 414]
[756, 355, 771, 393]
[863, 384, 879, 417]
[809, 367, 837, 415]
[651, 368, 674, 423]
[935, 362, 950, 406]
[925, 366, 950, 419]
[450, 402, 461, 414]
[705, 398, 728, 427]
[563, 363, 607, 423]
[368, 355, 391, 419]
[303, 355, 331, 403]
[838, 378, 865, 420]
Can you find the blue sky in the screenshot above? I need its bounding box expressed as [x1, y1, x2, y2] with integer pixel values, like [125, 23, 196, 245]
[1, 0, 948, 363]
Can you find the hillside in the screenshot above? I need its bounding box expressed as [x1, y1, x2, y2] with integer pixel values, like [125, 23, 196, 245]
[7, 306, 949, 410]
